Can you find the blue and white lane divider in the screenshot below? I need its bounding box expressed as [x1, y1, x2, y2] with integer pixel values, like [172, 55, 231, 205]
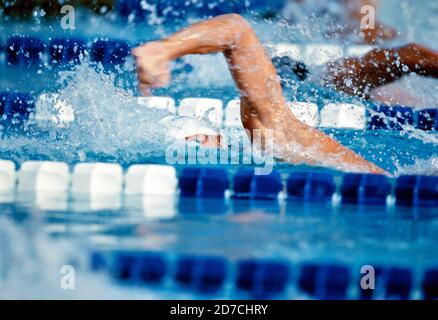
[1, 91, 437, 131]
[3, 36, 131, 68]
[320, 103, 367, 130]
[1, 35, 377, 68]
[89, 249, 438, 299]
[0, 160, 437, 208]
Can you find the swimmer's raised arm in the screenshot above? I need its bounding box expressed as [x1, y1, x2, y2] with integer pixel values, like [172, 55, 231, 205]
[324, 43, 438, 99]
[132, 14, 385, 174]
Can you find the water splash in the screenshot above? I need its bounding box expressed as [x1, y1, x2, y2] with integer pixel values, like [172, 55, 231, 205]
[404, 129, 438, 145]
[0, 63, 184, 164]
[182, 54, 233, 87]
[55, 64, 168, 154]
[394, 156, 438, 177]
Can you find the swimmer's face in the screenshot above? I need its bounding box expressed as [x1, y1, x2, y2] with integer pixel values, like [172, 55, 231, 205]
[185, 134, 222, 148]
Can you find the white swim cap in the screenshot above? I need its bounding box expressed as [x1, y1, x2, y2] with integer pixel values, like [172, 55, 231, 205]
[158, 115, 219, 141]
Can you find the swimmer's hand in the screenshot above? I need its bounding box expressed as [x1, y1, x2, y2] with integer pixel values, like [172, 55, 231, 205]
[132, 42, 171, 95]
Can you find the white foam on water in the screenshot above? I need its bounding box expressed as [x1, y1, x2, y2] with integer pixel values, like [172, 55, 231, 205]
[0, 63, 181, 164]
[404, 128, 438, 145]
[56, 64, 168, 152]
[394, 156, 438, 177]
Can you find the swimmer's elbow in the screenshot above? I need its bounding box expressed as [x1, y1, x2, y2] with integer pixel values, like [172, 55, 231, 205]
[222, 13, 246, 23]
[220, 13, 252, 31]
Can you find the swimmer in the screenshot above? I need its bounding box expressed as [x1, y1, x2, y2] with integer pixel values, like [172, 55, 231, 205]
[132, 14, 437, 174]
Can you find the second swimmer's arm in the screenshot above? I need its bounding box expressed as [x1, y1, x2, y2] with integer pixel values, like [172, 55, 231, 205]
[133, 14, 385, 174]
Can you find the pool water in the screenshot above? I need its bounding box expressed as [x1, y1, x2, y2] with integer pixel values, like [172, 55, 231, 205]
[0, 1, 437, 299]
